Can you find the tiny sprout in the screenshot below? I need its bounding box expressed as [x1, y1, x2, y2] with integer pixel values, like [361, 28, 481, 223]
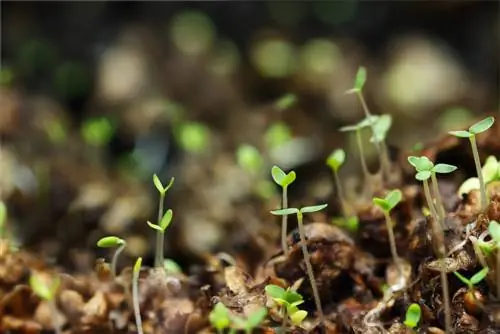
[30, 272, 62, 334]
[274, 93, 297, 111]
[132, 257, 143, 334]
[271, 165, 296, 256]
[81, 116, 115, 147]
[232, 307, 268, 334]
[345, 66, 366, 94]
[332, 215, 359, 233]
[96, 236, 126, 279]
[403, 303, 421, 329]
[177, 121, 211, 153]
[265, 284, 307, 329]
[0, 200, 6, 238]
[488, 220, 500, 299]
[453, 267, 489, 315]
[153, 174, 175, 195]
[148, 209, 174, 269]
[270, 204, 328, 324]
[449, 116, 495, 211]
[237, 144, 264, 175]
[453, 267, 489, 290]
[326, 148, 348, 221]
[151, 175, 175, 268]
[265, 122, 292, 150]
[164, 258, 183, 274]
[209, 302, 231, 333]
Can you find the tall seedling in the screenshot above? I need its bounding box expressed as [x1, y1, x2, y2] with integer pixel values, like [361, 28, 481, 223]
[132, 257, 144, 334]
[271, 204, 328, 324]
[152, 174, 175, 268]
[271, 165, 296, 256]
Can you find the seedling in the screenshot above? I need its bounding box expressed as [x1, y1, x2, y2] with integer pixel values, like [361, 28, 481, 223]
[236, 144, 264, 176]
[488, 220, 500, 299]
[132, 257, 144, 334]
[326, 148, 347, 220]
[209, 302, 266, 334]
[96, 236, 127, 279]
[453, 267, 489, 313]
[265, 122, 292, 150]
[270, 204, 328, 324]
[373, 189, 403, 277]
[147, 209, 174, 269]
[332, 215, 359, 234]
[29, 272, 62, 334]
[231, 307, 268, 334]
[449, 116, 495, 210]
[209, 302, 231, 334]
[176, 121, 211, 154]
[81, 116, 115, 147]
[152, 174, 175, 268]
[265, 284, 308, 330]
[271, 165, 296, 256]
[403, 303, 422, 330]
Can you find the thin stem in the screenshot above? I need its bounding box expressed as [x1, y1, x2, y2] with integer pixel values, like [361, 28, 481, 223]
[355, 129, 371, 179]
[423, 180, 439, 220]
[379, 141, 392, 180]
[133, 264, 144, 334]
[48, 299, 62, 334]
[281, 306, 288, 333]
[382, 211, 402, 277]
[155, 192, 165, 268]
[282, 186, 289, 256]
[470, 136, 488, 211]
[296, 212, 324, 323]
[111, 243, 126, 279]
[333, 171, 347, 220]
[431, 172, 446, 223]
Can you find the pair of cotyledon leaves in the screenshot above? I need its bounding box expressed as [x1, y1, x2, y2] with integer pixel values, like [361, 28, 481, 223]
[408, 156, 457, 181]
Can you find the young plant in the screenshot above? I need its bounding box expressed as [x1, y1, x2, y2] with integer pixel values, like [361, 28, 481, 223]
[147, 209, 173, 269]
[265, 284, 308, 330]
[453, 267, 489, 314]
[274, 93, 297, 111]
[403, 303, 422, 330]
[96, 236, 127, 279]
[152, 174, 175, 268]
[449, 116, 495, 210]
[326, 148, 347, 220]
[271, 165, 296, 256]
[30, 272, 62, 334]
[370, 114, 393, 179]
[270, 204, 328, 324]
[373, 189, 403, 277]
[176, 121, 211, 154]
[132, 257, 144, 334]
[232, 307, 268, 334]
[80, 116, 115, 147]
[488, 220, 500, 299]
[209, 302, 231, 334]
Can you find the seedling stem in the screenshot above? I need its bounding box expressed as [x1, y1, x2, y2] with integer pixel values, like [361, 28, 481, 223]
[133, 257, 144, 334]
[156, 191, 165, 267]
[470, 136, 487, 210]
[430, 172, 446, 222]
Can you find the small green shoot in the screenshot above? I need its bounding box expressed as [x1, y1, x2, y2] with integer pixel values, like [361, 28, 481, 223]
[232, 307, 267, 334]
[274, 93, 297, 111]
[209, 302, 231, 334]
[332, 215, 359, 233]
[132, 257, 143, 334]
[270, 204, 328, 324]
[81, 116, 115, 147]
[153, 174, 175, 195]
[237, 144, 264, 176]
[29, 272, 62, 334]
[147, 209, 173, 268]
[265, 284, 307, 329]
[176, 121, 211, 154]
[151, 175, 175, 268]
[265, 122, 292, 150]
[453, 267, 489, 291]
[326, 148, 348, 220]
[96, 236, 126, 279]
[403, 303, 421, 329]
[0, 200, 6, 238]
[345, 66, 366, 94]
[489, 220, 500, 299]
[271, 165, 296, 256]
[449, 116, 495, 210]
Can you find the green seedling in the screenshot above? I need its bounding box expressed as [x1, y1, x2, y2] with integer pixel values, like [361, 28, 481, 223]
[152, 174, 175, 268]
[176, 121, 211, 154]
[81, 116, 115, 147]
[271, 165, 296, 256]
[164, 258, 183, 275]
[488, 220, 500, 299]
[0, 200, 6, 239]
[265, 122, 293, 150]
[209, 302, 231, 334]
[403, 303, 422, 330]
[231, 307, 268, 334]
[407, 155, 454, 334]
[449, 116, 495, 210]
[458, 155, 500, 197]
[237, 144, 264, 176]
[326, 148, 347, 220]
[132, 257, 144, 334]
[265, 284, 308, 330]
[274, 93, 297, 111]
[270, 204, 328, 324]
[96, 236, 127, 279]
[453, 267, 489, 312]
[30, 272, 62, 334]
[373, 189, 403, 277]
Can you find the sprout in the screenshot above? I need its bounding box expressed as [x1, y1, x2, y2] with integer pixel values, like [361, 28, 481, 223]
[96, 236, 127, 279]
[209, 302, 231, 334]
[29, 272, 62, 334]
[458, 155, 500, 197]
[449, 116, 495, 210]
[403, 303, 422, 329]
[209, 302, 267, 334]
[231, 307, 268, 334]
[265, 284, 307, 330]
[164, 258, 183, 275]
[274, 93, 297, 111]
[147, 209, 174, 268]
[332, 215, 359, 233]
[453, 267, 489, 314]
[176, 121, 211, 154]
[489, 220, 500, 299]
[0, 200, 6, 239]
[373, 190, 403, 278]
[265, 122, 293, 150]
[270, 204, 328, 324]
[81, 116, 115, 147]
[326, 148, 348, 220]
[236, 144, 264, 176]
[151, 175, 175, 268]
[271, 165, 297, 256]
[132, 257, 144, 334]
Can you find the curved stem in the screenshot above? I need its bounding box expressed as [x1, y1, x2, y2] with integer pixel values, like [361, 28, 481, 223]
[431, 172, 446, 223]
[111, 243, 126, 279]
[470, 136, 487, 211]
[133, 262, 144, 334]
[155, 193, 165, 268]
[282, 186, 289, 256]
[333, 171, 347, 220]
[296, 212, 324, 324]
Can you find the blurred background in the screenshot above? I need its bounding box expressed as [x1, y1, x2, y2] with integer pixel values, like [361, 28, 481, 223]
[1, 1, 499, 273]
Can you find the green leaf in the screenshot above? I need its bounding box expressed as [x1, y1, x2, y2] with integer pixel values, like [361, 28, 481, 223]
[133, 257, 142, 274]
[153, 174, 164, 193]
[29, 273, 60, 301]
[478, 240, 495, 256]
[245, 307, 267, 328]
[81, 117, 115, 147]
[326, 148, 346, 172]
[339, 124, 359, 132]
[159, 209, 173, 230]
[453, 271, 471, 288]
[274, 93, 297, 111]
[282, 171, 296, 187]
[177, 122, 210, 153]
[488, 220, 500, 244]
[265, 284, 286, 299]
[373, 198, 390, 212]
[415, 170, 431, 181]
[354, 66, 366, 91]
[270, 208, 299, 216]
[370, 114, 392, 143]
[469, 116, 495, 135]
[0, 201, 6, 230]
[407, 156, 433, 172]
[404, 303, 421, 329]
[385, 189, 402, 210]
[432, 163, 457, 174]
[289, 310, 307, 325]
[285, 290, 304, 304]
[358, 115, 380, 128]
[164, 259, 183, 274]
[265, 122, 292, 149]
[209, 302, 230, 330]
[147, 221, 163, 232]
[271, 165, 286, 185]
[470, 267, 489, 285]
[164, 177, 175, 193]
[300, 204, 328, 213]
[482, 156, 499, 183]
[237, 144, 264, 175]
[448, 130, 471, 138]
[97, 236, 125, 248]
